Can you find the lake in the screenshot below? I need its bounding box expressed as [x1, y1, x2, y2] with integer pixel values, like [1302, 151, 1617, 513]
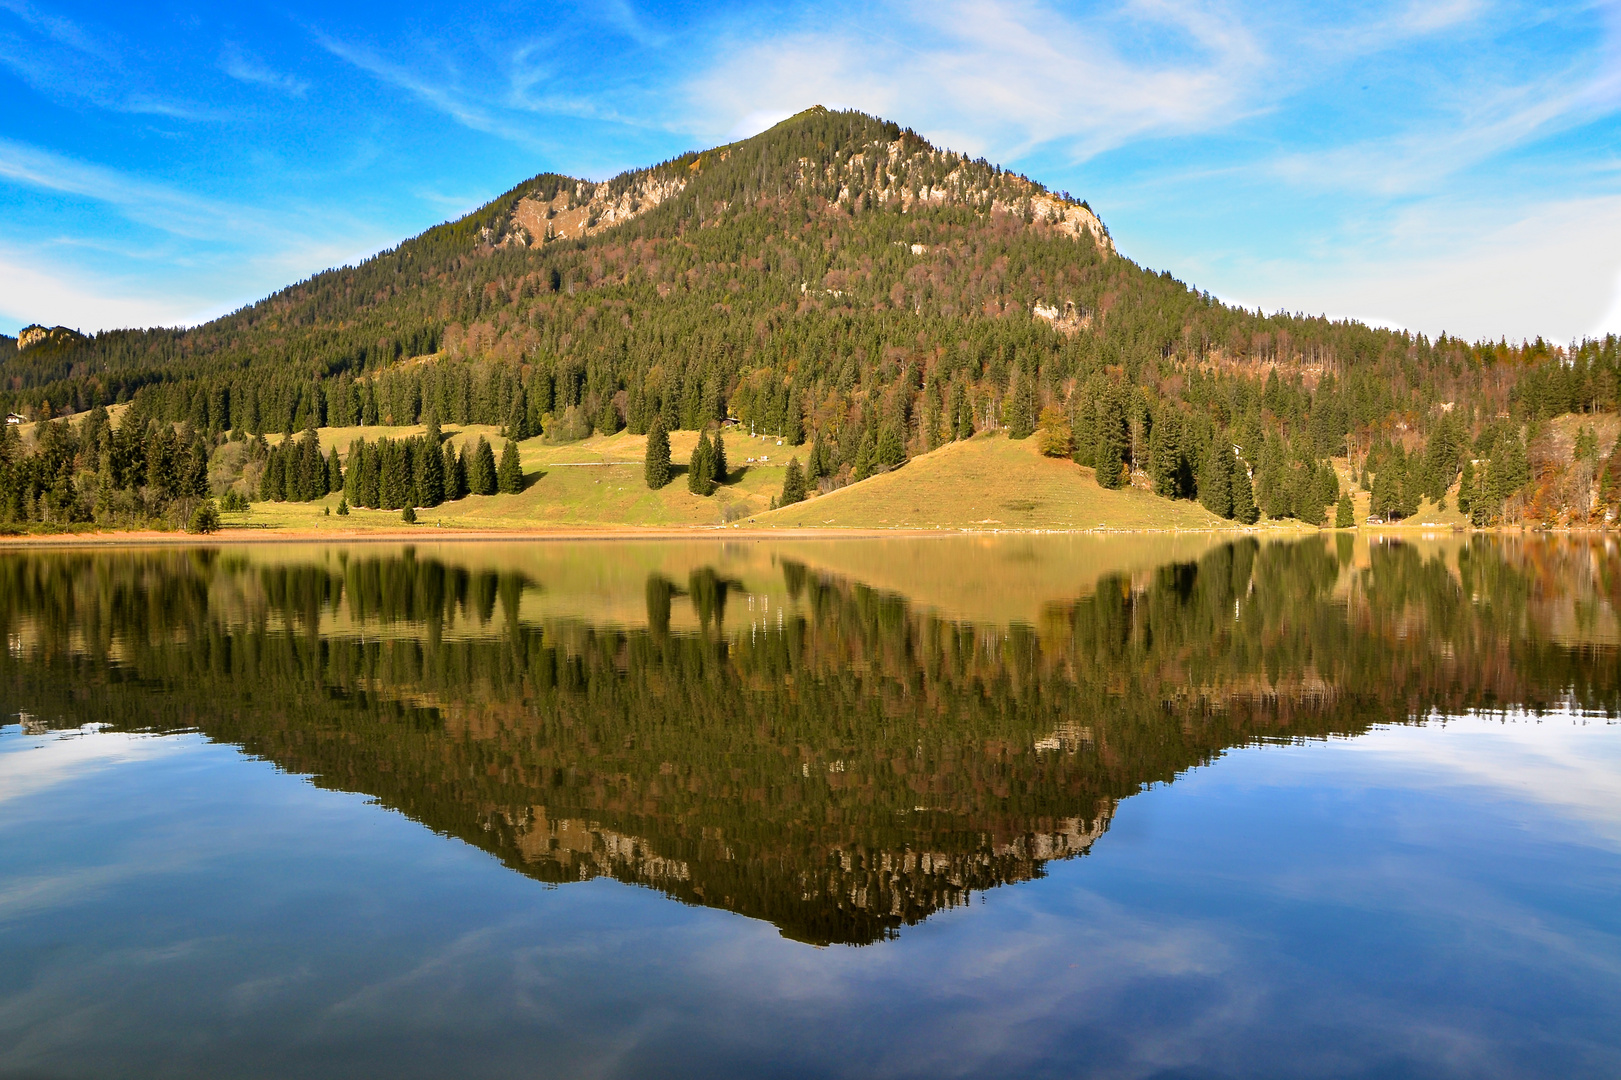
[1, 534, 1618, 1079]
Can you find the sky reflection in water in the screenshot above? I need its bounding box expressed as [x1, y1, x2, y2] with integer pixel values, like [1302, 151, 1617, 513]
[0, 535, 1618, 1078]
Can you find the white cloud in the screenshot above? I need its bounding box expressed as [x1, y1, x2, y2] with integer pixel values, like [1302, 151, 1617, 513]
[685, 0, 1264, 162]
[0, 248, 210, 332]
[220, 44, 309, 97]
[1205, 193, 1621, 341]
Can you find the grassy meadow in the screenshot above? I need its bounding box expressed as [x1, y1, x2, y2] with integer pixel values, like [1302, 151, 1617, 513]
[218, 426, 1273, 535]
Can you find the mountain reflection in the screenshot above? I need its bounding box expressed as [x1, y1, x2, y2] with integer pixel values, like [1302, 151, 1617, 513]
[0, 537, 1616, 945]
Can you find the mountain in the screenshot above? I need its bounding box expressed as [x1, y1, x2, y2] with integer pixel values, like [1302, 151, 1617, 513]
[0, 106, 1618, 531]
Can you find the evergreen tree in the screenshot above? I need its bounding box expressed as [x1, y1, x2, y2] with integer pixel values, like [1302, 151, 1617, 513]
[1149, 412, 1181, 498]
[417, 433, 445, 507]
[1094, 385, 1128, 488]
[784, 387, 805, 445]
[470, 437, 497, 495]
[1230, 452, 1259, 524]
[379, 438, 411, 509]
[263, 447, 286, 502]
[645, 415, 672, 489]
[1199, 438, 1233, 519]
[949, 382, 971, 441]
[877, 419, 907, 469]
[359, 441, 380, 508]
[327, 447, 343, 493]
[689, 430, 715, 495]
[1371, 465, 1399, 520]
[1335, 492, 1354, 528]
[711, 431, 729, 486]
[443, 442, 466, 500]
[1458, 459, 1475, 516]
[596, 391, 622, 436]
[505, 385, 531, 441]
[850, 428, 877, 482]
[1007, 367, 1037, 439]
[807, 431, 829, 481]
[497, 440, 523, 494]
[780, 457, 807, 505]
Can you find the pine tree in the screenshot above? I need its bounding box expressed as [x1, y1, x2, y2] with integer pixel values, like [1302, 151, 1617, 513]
[780, 457, 807, 505]
[1336, 492, 1354, 528]
[327, 447, 342, 493]
[1371, 467, 1398, 520]
[1230, 451, 1259, 524]
[1199, 439, 1233, 519]
[1149, 412, 1181, 498]
[470, 437, 497, 495]
[596, 391, 622, 435]
[877, 419, 907, 469]
[688, 430, 715, 495]
[1458, 459, 1475, 516]
[851, 429, 877, 482]
[644, 415, 672, 489]
[417, 434, 445, 507]
[504, 385, 531, 441]
[1007, 367, 1037, 439]
[711, 431, 729, 486]
[949, 382, 971, 441]
[443, 442, 465, 500]
[784, 387, 805, 445]
[497, 440, 523, 494]
[807, 431, 829, 481]
[1094, 385, 1128, 488]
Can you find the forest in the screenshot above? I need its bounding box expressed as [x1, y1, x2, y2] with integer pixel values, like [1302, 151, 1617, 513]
[1, 107, 1618, 530]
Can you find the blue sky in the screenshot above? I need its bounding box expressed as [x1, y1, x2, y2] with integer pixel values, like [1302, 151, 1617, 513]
[2, 0, 1618, 343]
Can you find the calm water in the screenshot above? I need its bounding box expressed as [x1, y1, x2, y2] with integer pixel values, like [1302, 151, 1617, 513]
[1, 534, 1619, 1079]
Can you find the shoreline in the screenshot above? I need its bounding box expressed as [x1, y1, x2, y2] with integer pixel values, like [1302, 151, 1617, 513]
[0, 522, 1605, 546]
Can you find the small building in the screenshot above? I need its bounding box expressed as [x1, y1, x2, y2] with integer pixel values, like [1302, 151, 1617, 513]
[5, 414, 24, 425]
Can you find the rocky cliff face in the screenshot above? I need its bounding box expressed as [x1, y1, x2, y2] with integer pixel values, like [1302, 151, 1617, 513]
[16, 325, 88, 352]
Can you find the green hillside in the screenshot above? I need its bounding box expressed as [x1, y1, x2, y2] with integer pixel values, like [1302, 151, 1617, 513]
[0, 106, 1617, 534]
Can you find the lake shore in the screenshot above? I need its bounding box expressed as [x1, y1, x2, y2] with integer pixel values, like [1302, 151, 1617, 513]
[0, 521, 1601, 546]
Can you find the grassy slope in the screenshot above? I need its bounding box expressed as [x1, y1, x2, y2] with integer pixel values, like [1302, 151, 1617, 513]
[232, 427, 1261, 534]
[760, 434, 1234, 531]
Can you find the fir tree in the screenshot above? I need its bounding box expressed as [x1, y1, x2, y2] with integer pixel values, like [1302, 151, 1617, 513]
[1335, 492, 1354, 528]
[443, 441, 466, 500]
[1007, 367, 1037, 439]
[780, 457, 807, 505]
[877, 419, 907, 469]
[470, 437, 497, 495]
[497, 440, 523, 493]
[596, 391, 622, 435]
[644, 415, 672, 489]
[711, 431, 729, 486]
[689, 430, 715, 495]
[1199, 439, 1233, 519]
[851, 429, 877, 482]
[417, 433, 445, 507]
[784, 387, 805, 445]
[1230, 451, 1259, 524]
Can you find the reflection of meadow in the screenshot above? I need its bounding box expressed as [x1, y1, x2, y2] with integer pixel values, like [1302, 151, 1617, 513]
[0, 535, 1616, 946]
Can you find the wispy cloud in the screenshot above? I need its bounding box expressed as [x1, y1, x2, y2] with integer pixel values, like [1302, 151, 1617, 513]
[220, 43, 308, 97]
[0, 137, 269, 241]
[0, 0, 221, 120]
[311, 28, 551, 150]
[684, 0, 1266, 161]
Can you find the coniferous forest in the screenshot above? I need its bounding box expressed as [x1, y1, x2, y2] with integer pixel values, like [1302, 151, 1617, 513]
[1, 107, 1618, 531]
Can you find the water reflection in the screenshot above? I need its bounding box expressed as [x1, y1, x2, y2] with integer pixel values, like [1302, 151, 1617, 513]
[0, 536, 1616, 945]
